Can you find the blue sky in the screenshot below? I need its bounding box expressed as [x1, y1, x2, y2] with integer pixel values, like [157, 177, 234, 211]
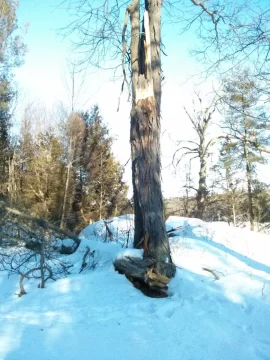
[14, 1, 270, 197]
[14, 0, 205, 197]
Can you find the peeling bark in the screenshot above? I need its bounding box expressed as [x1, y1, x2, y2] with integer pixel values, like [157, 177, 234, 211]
[129, 8, 175, 279]
[129, 0, 144, 247]
[147, 0, 162, 115]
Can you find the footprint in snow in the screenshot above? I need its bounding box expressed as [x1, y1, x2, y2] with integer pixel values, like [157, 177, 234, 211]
[148, 302, 157, 314]
[242, 324, 253, 334]
[254, 348, 270, 360]
[258, 339, 270, 346]
[165, 308, 176, 319]
[244, 304, 254, 315]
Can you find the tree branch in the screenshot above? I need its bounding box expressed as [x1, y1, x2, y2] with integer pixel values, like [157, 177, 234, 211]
[0, 202, 81, 246]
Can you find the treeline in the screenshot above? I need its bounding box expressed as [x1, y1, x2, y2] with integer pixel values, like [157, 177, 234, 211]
[165, 186, 270, 229]
[173, 69, 270, 230]
[2, 103, 130, 231]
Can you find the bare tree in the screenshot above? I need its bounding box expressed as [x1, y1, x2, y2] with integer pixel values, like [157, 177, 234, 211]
[63, 59, 88, 113]
[173, 93, 220, 219]
[179, 1, 270, 87]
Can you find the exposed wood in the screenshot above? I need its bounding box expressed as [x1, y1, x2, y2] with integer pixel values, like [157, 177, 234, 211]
[130, 278, 168, 298]
[143, 231, 149, 253]
[131, 11, 173, 270]
[19, 265, 53, 296]
[147, 0, 162, 115]
[129, 0, 144, 247]
[114, 256, 175, 297]
[115, 256, 156, 279]
[126, 1, 175, 289]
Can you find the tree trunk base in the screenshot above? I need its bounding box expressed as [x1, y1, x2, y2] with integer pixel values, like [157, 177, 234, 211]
[114, 256, 175, 298]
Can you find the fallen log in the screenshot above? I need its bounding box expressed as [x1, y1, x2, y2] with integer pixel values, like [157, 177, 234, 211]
[166, 225, 182, 238]
[114, 256, 174, 298]
[0, 201, 81, 247]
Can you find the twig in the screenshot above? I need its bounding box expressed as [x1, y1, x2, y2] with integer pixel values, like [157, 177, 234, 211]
[0, 201, 80, 246]
[117, 6, 131, 111]
[202, 267, 220, 280]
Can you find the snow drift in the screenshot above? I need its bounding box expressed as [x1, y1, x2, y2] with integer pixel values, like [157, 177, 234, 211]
[0, 216, 270, 360]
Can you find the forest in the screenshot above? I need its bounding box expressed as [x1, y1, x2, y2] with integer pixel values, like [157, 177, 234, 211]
[0, 2, 270, 358]
[0, 0, 270, 293]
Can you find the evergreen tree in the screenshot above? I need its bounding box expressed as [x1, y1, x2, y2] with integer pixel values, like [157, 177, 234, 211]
[20, 129, 65, 220]
[221, 69, 269, 230]
[0, 0, 26, 196]
[79, 105, 128, 224]
[0, 75, 13, 195]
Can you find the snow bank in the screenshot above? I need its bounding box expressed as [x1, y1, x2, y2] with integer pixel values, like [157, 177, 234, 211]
[0, 216, 270, 360]
[80, 215, 134, 248]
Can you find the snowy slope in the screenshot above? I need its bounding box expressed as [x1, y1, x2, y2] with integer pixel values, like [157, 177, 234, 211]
[0, 216, 270, 360]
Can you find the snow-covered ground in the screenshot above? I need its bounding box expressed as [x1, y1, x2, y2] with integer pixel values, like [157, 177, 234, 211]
[1, 216, 270, 360]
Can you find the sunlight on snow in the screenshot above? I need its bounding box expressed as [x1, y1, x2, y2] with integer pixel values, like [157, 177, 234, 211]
[1, 216, 270, 360]
[56, 278, 82, 294]
[0, 325, 21, 359]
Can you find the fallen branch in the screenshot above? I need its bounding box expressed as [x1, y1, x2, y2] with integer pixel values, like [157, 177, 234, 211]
[19, 265, 54, 296]
[79, 246, 97, 273]
[0, 201, 80, 246]
[167, 226, 182, 237]
[202, 267, 220, 280]
[103, 220, 114, 241]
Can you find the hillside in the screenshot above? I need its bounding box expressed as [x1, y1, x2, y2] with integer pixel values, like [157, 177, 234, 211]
[0, 216, 270, 360]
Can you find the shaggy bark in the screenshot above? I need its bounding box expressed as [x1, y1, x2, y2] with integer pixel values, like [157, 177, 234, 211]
[129, 7, 175, 280]
[114, 256, 173, 297]
[129, 0, 145, 247]
[147, 0, 162, 115]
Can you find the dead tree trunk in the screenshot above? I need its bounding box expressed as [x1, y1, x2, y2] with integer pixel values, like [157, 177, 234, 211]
[60, 139, 74, 229]
[243, 136, 255, 231]
[129, 0, 144, 247]
[114, 1, 175, 297]
[197, 148, 207, 219]
[181, 95, 217, 220]
[129, 6, 175, 279]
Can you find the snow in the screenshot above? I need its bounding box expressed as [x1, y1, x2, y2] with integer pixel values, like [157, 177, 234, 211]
[1, 216, 270, 360]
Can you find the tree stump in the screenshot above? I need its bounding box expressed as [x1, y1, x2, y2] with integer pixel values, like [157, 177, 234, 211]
[114, 256, 175, 298]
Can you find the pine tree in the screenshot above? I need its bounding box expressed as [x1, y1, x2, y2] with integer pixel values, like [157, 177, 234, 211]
[79, 105, 128, 224]
[0, 0, 26, 196]
[221, 69, 269, 230]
